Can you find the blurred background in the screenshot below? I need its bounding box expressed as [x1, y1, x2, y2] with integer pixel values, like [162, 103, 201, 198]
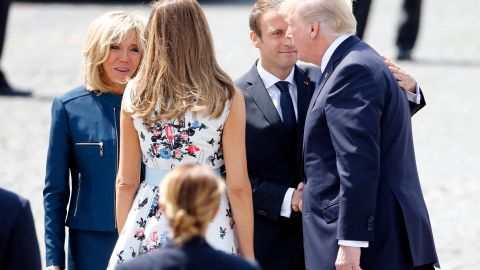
[1, 0, 479, 269]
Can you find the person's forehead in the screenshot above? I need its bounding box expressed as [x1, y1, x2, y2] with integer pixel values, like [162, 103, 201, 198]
[260, 9, 286, 29]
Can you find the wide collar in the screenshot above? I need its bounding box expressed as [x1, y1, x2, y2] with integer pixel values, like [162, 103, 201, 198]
[306, 35, 361, 116]
[320, 34, 351, 73]
[244, 60, 315, 159]
[256, 60, 296, 89]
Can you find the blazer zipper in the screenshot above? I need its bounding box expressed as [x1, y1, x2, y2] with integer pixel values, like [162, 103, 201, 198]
[75, 142, 104, 157]
[113, 107, 119, 229]
[74, 172, 82, 216]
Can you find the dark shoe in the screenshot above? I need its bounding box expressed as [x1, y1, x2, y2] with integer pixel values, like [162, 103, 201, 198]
[0, 86, 32, 97]
[397, 49, 412, 61]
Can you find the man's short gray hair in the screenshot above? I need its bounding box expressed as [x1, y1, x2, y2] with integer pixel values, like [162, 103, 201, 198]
[280, 0, 356, 38]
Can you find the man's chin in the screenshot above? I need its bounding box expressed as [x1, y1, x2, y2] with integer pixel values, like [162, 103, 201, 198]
[297, 54, 315, 65]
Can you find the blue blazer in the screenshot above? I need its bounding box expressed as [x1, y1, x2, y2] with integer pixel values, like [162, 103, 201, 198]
[115, 237, 261, 270]
[302, 36, 438, 270]
[235, 63, 316, 270]
[43, 86, 122, 266]
[0, 188, 41, 270]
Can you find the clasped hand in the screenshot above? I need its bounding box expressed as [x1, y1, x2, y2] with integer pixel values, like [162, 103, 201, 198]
[291, 182, 304, 212]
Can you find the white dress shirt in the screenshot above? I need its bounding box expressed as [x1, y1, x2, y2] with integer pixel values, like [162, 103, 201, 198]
[256, 61, 297, 218]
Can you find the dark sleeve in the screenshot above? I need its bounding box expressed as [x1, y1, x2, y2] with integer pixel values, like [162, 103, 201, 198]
[250, 176, 290, 221]
[43, 97, 72, 267]
[409, 88, 426, 116]
[7, 199, 41, 270]
[324, 64, 382, 241]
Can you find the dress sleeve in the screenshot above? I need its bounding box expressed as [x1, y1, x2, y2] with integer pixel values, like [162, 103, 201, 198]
[122, 81, 135, 113]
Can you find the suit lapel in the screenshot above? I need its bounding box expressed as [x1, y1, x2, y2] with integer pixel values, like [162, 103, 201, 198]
[244, 64, 291, 148]
[294, 65, 315, 161]
[305, 36, 361, 119]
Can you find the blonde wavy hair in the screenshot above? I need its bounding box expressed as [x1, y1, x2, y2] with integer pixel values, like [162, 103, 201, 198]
[82, 10, 146, 93]
[129, 0, 235, 125]
[159, 164, 225, 245]
[280, 0, 356, 38]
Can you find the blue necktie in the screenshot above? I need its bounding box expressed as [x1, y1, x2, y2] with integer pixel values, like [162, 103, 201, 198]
[275, 81, 297, 142]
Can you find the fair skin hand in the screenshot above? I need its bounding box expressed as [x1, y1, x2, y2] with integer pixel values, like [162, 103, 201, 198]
[115, 101, 142, 233]
[223, 88, 255, 259]
[101, 30, 141, 95]
[292, 182, 304, 212]
[336, 245, 362, 270]
[382, 56, 417, 93]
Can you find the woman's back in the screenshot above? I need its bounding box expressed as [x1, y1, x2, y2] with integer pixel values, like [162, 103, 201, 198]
[108, 84, 237, 268]
[124, 84, 230, 171]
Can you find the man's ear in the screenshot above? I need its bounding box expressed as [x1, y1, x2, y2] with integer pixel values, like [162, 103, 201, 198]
[250, 31, 261, 48]
[310, 21, 319, 39]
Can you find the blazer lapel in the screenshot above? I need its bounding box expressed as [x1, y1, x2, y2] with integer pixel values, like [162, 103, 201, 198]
[294, 65, 315, 161]
[305, 35, 361, 119]
[244, 64, 291, 148]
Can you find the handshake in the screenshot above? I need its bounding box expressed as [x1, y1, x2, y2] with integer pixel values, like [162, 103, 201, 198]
[291, 182, 304, 212]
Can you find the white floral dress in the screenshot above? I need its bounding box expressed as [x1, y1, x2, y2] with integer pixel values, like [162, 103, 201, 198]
[107, 84, 238, 268]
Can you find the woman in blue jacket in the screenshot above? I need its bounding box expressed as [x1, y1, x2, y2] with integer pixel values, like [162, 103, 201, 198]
[43, 11, 145, 270]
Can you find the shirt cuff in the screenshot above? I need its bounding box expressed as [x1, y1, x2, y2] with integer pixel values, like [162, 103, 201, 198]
[280, 188, 295, 218]
[338, 240, 369, 248]
[405, 83, 421, 104]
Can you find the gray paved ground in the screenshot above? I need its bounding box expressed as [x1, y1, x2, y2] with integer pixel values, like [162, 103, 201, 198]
[1, 0, 479, 269]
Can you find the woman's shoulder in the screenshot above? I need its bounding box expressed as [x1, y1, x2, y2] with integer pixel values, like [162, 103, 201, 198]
[55, 85, 91, 104]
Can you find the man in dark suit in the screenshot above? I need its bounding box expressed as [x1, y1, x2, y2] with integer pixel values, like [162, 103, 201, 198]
[0, 0, 31, 96]
[0, 188, 41, 270]
[237, 1, 426, 270]
[353, 0, 422, 60]
[282, 0, 438, 270]
[234, 1, 317, 269]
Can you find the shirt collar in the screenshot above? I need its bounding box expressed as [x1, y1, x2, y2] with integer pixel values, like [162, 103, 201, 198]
[256, 60, 296, 89]
[320, 34, 352, 72]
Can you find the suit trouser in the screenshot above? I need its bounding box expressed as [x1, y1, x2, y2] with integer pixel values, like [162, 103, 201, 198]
[352, 0, 372, 40]
[353, 0, 422, 50]
[0, 0, 12, 87]
[396, 0, 422, 50]
[0, 0, 10, 59]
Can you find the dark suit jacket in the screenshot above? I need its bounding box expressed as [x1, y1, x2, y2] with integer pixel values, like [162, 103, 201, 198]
[0, 188, 41, 270]
[234, 62, 316, 270]
[302, 35, 438, 270]
[115, 237, 260, 270]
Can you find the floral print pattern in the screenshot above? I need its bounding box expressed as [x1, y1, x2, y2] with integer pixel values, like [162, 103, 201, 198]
[108, 182, 237, 268]
[107, 86, 236, 269]
[146, 118, 206, 161]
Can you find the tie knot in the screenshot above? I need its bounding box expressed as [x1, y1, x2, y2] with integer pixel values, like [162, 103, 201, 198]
[275, 81, 290, 93]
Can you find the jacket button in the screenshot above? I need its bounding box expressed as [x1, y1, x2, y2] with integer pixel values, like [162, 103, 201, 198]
[367, 225, 373, 231]
[368, 216, 375, 222]
[256, 210, 267, 216]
